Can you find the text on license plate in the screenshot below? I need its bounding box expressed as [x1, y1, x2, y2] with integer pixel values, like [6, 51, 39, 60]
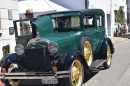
[41, 79, 58, 84]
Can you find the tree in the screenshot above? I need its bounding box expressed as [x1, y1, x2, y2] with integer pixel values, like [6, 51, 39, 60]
[117, 6, 126, 28]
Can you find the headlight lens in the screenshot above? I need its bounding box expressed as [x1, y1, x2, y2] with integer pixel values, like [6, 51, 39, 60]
[48, 42, 58, 54]
[15, 44, 24, 55]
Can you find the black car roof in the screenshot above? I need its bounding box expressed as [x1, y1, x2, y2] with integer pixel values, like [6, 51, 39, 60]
[38, 9, 104, 17]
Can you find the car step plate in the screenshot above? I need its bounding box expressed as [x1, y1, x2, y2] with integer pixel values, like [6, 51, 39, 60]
[41, 78, 58, 84]
[91, 59, 106, 69]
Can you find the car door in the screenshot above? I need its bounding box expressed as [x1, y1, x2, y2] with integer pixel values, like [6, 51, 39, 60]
[95, 13, 105, 52]
[82, 13, 98, 53]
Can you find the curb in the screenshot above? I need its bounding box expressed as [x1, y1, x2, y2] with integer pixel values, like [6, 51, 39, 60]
[113, 38, 129, 44]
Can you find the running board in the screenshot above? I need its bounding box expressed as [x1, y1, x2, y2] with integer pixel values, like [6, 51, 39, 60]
[91, 59, 106, 69]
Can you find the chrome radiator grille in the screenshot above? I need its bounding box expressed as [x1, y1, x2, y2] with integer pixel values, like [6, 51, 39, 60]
[24, 46, 45, 71]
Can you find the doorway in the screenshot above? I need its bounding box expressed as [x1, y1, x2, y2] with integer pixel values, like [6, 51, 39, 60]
[107, 14, 111, 36]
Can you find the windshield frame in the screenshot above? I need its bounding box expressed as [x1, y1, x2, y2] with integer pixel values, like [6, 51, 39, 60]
[13, 18, 37, 38]
[38, 12, 82, 31]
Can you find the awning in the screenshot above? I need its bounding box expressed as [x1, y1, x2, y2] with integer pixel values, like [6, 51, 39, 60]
[18, 0, 69, 18]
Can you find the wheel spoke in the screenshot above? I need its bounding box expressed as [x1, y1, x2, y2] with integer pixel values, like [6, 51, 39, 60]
[7, 63, 21, 86]
[71, 59, 83, 86]
[106, 46, 111, 65]
[84, 41, 93, 66]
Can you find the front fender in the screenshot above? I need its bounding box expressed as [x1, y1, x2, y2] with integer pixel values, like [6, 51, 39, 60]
[60, 50, 90, 72]
[0, 53, 25, 68]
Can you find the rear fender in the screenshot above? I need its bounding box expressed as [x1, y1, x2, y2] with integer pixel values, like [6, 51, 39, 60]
[0, 53, 25, 68]
[60, 50, 90, 72]
[99, 37, 115, 58]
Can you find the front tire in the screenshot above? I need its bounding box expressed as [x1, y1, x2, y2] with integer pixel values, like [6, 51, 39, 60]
[1, 63, 21, 86]
[65, 57, 84, 86]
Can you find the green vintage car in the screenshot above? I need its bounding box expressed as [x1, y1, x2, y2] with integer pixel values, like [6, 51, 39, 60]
[0, 9, 115, 86]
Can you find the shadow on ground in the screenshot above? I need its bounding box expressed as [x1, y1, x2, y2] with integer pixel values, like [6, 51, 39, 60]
[83, 66, 105, 84]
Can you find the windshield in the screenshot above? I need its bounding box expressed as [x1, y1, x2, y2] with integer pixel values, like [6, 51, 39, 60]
[14, 19, 38, 38]
[51, 16, 81, 31]
[15, 14, 81, 38]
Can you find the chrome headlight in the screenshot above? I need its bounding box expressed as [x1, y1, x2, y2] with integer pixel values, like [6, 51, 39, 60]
[15, 44, 24, 55]
[48, 42, 58, 54]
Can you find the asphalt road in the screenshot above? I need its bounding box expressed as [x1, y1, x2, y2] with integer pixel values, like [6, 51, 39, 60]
[83, 38, 130, 86]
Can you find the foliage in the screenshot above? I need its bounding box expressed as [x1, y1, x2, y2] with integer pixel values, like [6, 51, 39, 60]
[117, 6, 126, 28]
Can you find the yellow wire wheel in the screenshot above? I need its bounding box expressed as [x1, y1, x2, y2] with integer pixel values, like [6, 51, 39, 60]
[1, 63, 21, 86]
[70, 59, 83, 86]
[84, 41, 93, 66]
[103, 44, 112, 69]
[8, 64, 21, 86]
[65, 57, 84, 86]
[106, 45, 111, 66]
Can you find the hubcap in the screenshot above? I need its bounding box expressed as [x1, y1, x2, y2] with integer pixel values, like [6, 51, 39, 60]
[8, 64, 21, 86]
[84, 41, 92, 66]
[107, 46, 111, 65]
[71, 60, 83, 86]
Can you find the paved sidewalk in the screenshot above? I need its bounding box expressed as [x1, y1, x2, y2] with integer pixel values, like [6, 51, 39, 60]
[109, 32, 130, 44]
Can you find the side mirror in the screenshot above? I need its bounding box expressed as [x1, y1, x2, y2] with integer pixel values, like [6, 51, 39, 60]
[9, 27, 14, 35]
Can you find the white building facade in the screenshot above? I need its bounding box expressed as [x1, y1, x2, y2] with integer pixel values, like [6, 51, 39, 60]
[0, 0, 19, 57]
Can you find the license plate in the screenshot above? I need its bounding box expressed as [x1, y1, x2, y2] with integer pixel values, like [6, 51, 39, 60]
[41, 78, 58, 84]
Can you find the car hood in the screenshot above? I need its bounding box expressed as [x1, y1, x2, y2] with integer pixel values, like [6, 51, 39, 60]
[41, 31, 78, 43]
[40, 31, 81, 54]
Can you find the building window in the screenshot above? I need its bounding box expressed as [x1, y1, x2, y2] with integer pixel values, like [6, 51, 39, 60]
[8, 10, 13, 20]
[127, 13, 129, 24]
[114, 10, 118, 23]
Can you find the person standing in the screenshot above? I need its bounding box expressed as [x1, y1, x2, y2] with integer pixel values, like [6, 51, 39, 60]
[22, 9, 33, 35]
[115, 18, 122, 35]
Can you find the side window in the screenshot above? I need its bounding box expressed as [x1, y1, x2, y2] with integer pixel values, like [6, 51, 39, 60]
[84, 14, 95, 28]
[52, 19, 57, 29]
[96, 14, 103, 27]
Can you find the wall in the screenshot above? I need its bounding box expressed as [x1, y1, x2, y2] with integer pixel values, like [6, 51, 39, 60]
[0, 0, 19, 58]
[49, 0, 86, 9]
[88, 0, 110, 12]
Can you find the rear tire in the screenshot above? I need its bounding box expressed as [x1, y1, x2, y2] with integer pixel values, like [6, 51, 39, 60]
[103, 44, 112, 69]
[65, 56, 84, 86]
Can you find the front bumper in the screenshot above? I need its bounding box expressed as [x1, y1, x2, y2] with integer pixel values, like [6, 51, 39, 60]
[0, 71, 70, 85]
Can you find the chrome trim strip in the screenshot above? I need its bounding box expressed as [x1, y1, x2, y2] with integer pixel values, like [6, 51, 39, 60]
[0, 75, 70, 79]
[0, 71, 70, 79]
[0, 71, 70, 75]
